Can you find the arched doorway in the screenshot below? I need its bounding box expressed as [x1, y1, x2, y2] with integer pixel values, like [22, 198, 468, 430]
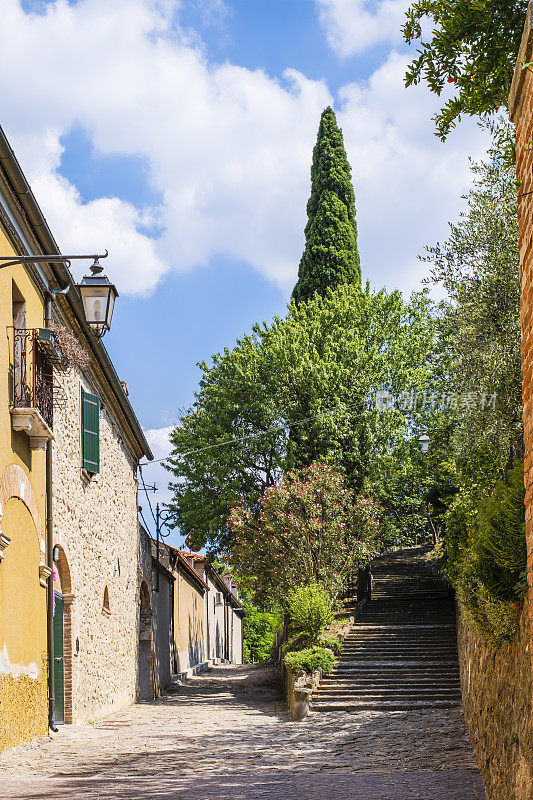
[138, 581, 153, 701]
[52, 546, 73, 724]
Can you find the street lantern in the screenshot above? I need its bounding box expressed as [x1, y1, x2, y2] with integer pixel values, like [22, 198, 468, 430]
[77, 257, 118, 338]
[419, 433, 430, 454]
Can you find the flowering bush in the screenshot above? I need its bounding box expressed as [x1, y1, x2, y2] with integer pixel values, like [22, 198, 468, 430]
[227, 462, 380, 604]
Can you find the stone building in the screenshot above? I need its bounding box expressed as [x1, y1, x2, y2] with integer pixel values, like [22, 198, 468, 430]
[166, 546, 209, 674]
[49, 321, 152, 724]
[0, 123, 153, 746]
[177, 551, 244, 669]
[138, 526, 174, 700]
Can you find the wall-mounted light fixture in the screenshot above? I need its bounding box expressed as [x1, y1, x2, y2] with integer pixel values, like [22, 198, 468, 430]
[419, 433, 430, 454]
[52, 545, 60, 562]
[77, 256, 118, 338]
[0, 250, 117, 338]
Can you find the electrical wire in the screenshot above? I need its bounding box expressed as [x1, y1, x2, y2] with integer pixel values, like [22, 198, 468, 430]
[138, 506, 154, 538]
[138, 397, 368, 467]
[138, 465, 157, 526]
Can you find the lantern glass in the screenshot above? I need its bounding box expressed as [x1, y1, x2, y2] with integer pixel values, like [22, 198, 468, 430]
[419, 433, 430, 454]
[78, 276, 118, 336]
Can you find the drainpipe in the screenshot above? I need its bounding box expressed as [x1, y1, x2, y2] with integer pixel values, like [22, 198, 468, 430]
[45, 292, 58, 733]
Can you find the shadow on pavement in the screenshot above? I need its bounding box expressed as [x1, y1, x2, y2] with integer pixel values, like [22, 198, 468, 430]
[4, 769, 487, 800]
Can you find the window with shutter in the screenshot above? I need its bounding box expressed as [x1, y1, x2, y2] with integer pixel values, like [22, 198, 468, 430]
[81, 387, 100, 474]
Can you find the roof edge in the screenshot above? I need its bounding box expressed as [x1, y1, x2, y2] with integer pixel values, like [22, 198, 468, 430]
[0, 124, 153, 461]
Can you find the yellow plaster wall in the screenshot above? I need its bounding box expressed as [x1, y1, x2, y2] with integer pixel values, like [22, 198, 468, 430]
[174, 570, 205, 670]
[0, 224, 47, 486]
[0, 498, 48, 750]
[0, 223, 48, 751]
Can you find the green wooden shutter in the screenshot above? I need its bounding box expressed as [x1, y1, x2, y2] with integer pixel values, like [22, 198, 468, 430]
[81, 388, 100, 474]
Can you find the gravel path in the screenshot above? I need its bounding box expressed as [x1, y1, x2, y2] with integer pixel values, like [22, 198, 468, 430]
[0, 663, 487, 799]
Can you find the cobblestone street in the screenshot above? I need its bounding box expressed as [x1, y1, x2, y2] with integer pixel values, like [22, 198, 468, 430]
[0, 663, 487, 799]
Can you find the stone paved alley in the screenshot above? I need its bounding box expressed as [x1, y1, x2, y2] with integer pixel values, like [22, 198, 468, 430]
[0, 663, 487, 800]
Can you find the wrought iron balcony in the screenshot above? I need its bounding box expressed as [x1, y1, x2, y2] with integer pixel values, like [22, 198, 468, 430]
[9, 328, 64, 449]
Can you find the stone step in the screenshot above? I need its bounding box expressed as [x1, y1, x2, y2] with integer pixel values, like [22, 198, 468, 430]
[340, 646, 458, 653]
[333, 660, 459, 667]
[331, 666, 459, 680]
[320, 673, 459, 688]
[312, 699, 461, 712]
[348, 623, 457, 629]
[342, 634, 457, 640]
[313, 692, 461, 705]
[332, 671, 460, 680]
[313, 550, 464, 716]
[340, 649, 458, 655]
[315, 686, 462, 695]
[339, 655, 458, 663]
[319, 682, 461, 690]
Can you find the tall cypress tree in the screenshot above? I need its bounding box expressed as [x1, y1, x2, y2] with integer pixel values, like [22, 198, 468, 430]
[292, 107, 361, 305]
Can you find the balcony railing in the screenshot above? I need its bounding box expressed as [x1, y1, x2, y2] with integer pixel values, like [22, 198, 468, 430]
[10, 328, 64, 448]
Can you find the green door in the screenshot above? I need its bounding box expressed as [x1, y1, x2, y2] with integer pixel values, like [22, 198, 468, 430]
[53, 593, 64, 724]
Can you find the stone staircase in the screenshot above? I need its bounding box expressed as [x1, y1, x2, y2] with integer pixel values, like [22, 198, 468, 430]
[312, 548, 462, 713]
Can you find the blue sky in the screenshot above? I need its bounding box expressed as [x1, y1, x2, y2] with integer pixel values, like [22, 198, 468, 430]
[0, 0, 488, 541]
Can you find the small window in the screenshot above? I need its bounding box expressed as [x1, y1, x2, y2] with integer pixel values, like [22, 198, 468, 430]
[102, 585, 110, 614]
[81, 387, 100, 474]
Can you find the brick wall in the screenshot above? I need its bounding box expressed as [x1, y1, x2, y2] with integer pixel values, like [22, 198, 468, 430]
[509, 0, 533, 689]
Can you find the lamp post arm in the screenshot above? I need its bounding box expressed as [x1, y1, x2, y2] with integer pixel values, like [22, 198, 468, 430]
[155, 504, 176, 593]
[0, 251, 108, 270]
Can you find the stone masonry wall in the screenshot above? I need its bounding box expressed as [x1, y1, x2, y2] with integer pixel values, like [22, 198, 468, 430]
[510, 0, 533, 696]
[457, 601, 533, 800]
[450, 11, 533, 798]
[51, 360, 140, 724]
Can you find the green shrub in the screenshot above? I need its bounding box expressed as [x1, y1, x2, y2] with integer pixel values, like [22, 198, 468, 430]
[457, 565, 520, 646]
[450, 461, 527, 646]
[318, 635, 343, 655]
[283, 631, 314, 655]
[473, 461, 526, 602]
[286, 583, 333, 641]
[284, 646, 336, 676]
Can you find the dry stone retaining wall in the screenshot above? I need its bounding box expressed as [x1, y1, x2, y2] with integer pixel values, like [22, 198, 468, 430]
[457, 601, 533, 800]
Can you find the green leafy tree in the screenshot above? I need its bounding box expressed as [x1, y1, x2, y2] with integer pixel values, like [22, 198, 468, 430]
[227, 462, 380, 604]
[166, 284, 436, 552]
[424, 140, 521, 484]
[292, 107, 361, 304]
[422, 136, 526, 642]
[241, 602, 282, 663]
[402, 0, 527, 139]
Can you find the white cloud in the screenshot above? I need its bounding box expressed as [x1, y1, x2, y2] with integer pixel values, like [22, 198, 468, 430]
[0, 0, 486, 299]
[0, 0, 330, 295]
[144, 426, 174, 461]
[315, 0, 410, 57]
[337, 52, 489, 291]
